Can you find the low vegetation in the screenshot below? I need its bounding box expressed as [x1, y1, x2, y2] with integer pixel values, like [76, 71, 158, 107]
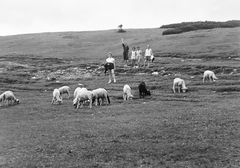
[161, 20, 240, 35]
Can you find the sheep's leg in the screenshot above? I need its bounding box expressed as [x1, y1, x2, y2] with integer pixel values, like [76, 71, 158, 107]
[89, 99, 92, 108]
[77, 101, 81, 109]
[95, 97, 98, 106]
[123, 94, 126, 100]
[173, 88, 176, 93]
[203, 76, 206, 83]
[178, 86, 181, 93]
[51, 98, 55, 104]
[80, 101, 83, 108]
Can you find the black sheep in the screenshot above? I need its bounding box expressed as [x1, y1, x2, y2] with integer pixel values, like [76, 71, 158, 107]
[138, 82, 151, 98]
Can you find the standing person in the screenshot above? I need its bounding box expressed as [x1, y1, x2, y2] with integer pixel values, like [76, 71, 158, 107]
[144, 45, 153, 68]
[106, 52, 116, 83]
[122, 38, 129, 65]
[130, 47, 137, 68]
[136, 46, 143, 68]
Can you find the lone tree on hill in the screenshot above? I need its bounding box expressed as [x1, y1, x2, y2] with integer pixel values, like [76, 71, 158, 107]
[118, 24, 126, 33]
[118, 24, 123, 30]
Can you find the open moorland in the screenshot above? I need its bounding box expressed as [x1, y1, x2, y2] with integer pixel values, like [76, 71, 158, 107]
[0, 27, 240, 167]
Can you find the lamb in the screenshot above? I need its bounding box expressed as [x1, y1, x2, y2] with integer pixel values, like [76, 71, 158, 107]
[203, 70, 218, 83]
[92, 88, 110, 106]
[138, 82, 151, 98]
[51, 88, 63, 105]
[173, 78, 188, 93]
[2, 91, 20, 106]
[123, 84, 133, 100]
[73, 89, 93, 108]
[58, 86, 71, 99]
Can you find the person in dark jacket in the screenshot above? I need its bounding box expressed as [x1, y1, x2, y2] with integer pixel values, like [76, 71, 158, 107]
[122, 38, 129, 65]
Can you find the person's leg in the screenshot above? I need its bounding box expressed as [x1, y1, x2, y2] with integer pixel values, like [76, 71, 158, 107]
[112, 69, 116, 82]
[147, 56, 150, 68]
[133, 59, 136, 67]
[108, 72, 112, 83]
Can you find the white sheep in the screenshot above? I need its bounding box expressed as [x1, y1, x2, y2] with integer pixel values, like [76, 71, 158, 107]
[51, 88, 63, 105]
[203, 70, 218, 83]
[73, 89, 93, 109]
[173, 78, 188, 93]
[123, 84, 133, 100]
[73, 87, 87, 100]
[2, 91, 20, 106]
[92, 88, 110, 106]
[58, 86, 71, 99]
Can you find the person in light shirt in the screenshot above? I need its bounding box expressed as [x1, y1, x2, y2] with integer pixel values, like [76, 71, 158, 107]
[144, 45, 153, 68]
[106, 52, 116, 83]
[130, 47, 137, 68]
[136, 46, 143, 68]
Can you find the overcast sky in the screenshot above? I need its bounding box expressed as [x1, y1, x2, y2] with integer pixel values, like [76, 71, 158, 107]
[0, 0, 239, 36]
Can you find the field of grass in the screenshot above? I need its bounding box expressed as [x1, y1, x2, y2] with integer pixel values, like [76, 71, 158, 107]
[0, 27, 240, 167]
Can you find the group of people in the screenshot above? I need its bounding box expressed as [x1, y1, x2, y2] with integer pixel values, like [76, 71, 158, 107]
[105, 38, 154, 84]
[122, 38, 154, 68]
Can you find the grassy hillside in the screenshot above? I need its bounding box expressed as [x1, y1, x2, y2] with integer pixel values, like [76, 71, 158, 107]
[0, 27, 239, 61]
[0, 28, 240, 167]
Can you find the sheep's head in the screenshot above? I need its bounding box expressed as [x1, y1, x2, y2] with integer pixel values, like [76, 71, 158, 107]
[128, 95, 133, 100]
[73, 98, 78, 108]
[182, 87, 188, 93]
[15, 99, 20, 104]
[147, 90, 151, 96]
[57, 98, 63, 104]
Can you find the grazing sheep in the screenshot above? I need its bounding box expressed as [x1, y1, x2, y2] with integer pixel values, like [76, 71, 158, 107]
[0, 93, 6, 106]
[138, 82, 151, 98]
[51, 89, 63, 105]
[123, 84, 133, 100]
[58, 86, 71, 99]
[73, 87, 88, 100]
[2, 91, 20, 106]
[173, 78, 188, 93]
[92, 88, 110, 106]
[203, 70, 218, 82]
[73, 89, 93, 109]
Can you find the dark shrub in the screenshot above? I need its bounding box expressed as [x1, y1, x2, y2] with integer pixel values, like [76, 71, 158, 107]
[161, 20, 240, 35]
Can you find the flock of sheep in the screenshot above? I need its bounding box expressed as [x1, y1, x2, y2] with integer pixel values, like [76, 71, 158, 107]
[173, 70, 217, 93]
[51, 81, 151, 109]
[0, 70, 217, 108]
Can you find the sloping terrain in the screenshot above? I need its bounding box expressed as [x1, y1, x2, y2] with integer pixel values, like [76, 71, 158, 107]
[0, 28, 240, 167]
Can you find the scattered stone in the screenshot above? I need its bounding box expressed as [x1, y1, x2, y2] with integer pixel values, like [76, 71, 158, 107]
[152, 72, 159, 75]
